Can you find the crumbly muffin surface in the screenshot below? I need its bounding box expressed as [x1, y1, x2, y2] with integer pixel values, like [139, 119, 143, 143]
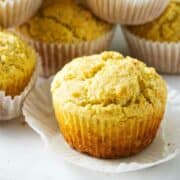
[17, 0, 112, 43]
[128, 1, 180, 42]
[51, 51, 167, 119]
[0, 31, 36, 96]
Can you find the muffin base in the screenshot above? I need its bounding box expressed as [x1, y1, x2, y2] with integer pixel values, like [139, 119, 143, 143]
[55, 108, 164, 158]
[0, 0, 42, 28]
[0, 60, 40, 121]
[86, 0, 169, 25]
[122, 27, 180, 74]
[1, 63, 36, 97]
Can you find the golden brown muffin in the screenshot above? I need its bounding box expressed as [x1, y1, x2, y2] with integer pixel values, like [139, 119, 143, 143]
[16, 0, 112, 44]
[14, 0, 113, 77]
[0, 31, 36, 96]
[51, 51, 167, 158]
[127, 0, 180, 42]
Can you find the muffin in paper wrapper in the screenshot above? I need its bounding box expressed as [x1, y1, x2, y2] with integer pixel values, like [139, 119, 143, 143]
[0, 0, 42, 28]
[22, 78, 180, 173]
[0, 61, 40, 121]
[85, 0, 169, 25]
[122, 27, 180, 74]
[15, 28, 115, 77]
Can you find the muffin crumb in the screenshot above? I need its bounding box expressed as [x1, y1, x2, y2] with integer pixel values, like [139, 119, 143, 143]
[17, 0, 112, 43]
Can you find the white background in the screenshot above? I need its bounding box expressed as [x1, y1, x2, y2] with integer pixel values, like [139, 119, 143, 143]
[0, 27, 180, 180]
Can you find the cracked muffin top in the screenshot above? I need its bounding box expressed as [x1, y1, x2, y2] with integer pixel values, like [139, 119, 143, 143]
[51, 51, 167, 119]
[16, 0, 112, 44]
[127, 0, 180, 42]
[0, 31, 36, 96]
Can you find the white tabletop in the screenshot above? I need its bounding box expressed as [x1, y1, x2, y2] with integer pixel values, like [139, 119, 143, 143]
[0, 27, 180, 180]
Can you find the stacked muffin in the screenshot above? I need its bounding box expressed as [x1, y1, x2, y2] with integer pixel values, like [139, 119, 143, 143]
[123, 0, 180, 73]
[0, 0, 42, 120]
[86, 0, 169, 24]
[0, 31, 38, 120]
[85, 0, 180, 74]
[15, 0, 114, 76]
[0, 0, 42, 27]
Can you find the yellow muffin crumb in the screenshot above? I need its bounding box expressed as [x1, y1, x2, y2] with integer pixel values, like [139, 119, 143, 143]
[16, 0, 112, 43]
[127, 0, 180, 42]
[0, 31, 36, 96]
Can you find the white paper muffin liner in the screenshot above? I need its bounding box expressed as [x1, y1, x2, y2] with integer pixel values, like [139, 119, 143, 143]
[0, 60, 40, 121]
[16, 28, 115, 77]
[0, 0, 42, 28]
[22, 78, 180, 173]
[122, 27, 180, 74]
[85, 0, 169, 25]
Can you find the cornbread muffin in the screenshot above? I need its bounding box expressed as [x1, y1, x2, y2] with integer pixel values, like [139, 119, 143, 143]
[51, 51, 167, 158]
[123, 0, 180, 73]
[0, 0, 42, 28]
[17, 0, 112, 43]
[0, 31, 36, 96]
[15, 0, 114, 77]
[127, 0, 180, 42]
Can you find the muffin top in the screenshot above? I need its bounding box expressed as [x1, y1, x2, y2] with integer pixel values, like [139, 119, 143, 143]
[16, 0, 112, 44]
[51, 51, 167, 119]
[127, 0, 180, 42]
[0, 31, 36, 96]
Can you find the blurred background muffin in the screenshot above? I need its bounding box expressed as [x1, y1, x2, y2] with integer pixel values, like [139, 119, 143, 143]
[128, 0, 180, 42]
[51, 51, 167, 158]
[15, 0, 114, 77]
[0, 0, 42, 28]
[85, 0, 169, 24]
[0, 31, 36, 96]
[0, 31, 38, 120]
[123, 0, 180, 73]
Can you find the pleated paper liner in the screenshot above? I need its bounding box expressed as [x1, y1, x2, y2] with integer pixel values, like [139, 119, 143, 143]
[0, 60, 40, 121]
[0, 0, 42, 28]
[22, 78, 180, 173]
[54, 106, 163, 158]
[122, 27, 180, 74]
[15, 28, 115, 77]
[85, 0, 169, 25]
